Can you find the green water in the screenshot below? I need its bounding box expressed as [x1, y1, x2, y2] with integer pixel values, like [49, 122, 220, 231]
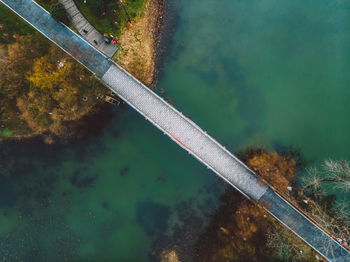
[2, 0, 350, 261]
[161, 0, 350, 161]
[0, 110, 220, 261]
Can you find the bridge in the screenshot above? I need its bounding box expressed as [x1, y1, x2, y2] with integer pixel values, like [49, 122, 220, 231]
[2, 0, 350, 261]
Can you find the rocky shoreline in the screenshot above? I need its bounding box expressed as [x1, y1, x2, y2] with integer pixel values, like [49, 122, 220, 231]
[149, 0, 165, 88]
[152, 0, 180, 88]
[116, 0, 170, 89]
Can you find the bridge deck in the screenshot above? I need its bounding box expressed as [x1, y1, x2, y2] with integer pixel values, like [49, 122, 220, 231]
[260, 188, 350, 261]
[2, 0, 350, 261]
[1, 0, 112, 77]
[101, 65, 268, 201]
[58, 0, 118, 58]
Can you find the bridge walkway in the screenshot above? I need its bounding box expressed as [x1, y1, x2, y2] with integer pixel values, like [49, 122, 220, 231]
[1, 0, 350, 261]
[58, 0, 118, 58]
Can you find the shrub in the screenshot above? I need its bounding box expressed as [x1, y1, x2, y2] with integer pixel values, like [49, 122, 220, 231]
[49, 3, 68, 22]
[107, 1, 117, 11]
[88, 0, 104, 16]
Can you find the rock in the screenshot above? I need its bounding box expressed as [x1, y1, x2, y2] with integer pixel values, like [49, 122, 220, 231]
[160, 250, 181, 262]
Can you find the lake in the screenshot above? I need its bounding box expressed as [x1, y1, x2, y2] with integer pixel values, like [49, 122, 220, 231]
[1, 0, 350, 260]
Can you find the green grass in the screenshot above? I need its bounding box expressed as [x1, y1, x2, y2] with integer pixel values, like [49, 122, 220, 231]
[35, 0, 75, 29]
[35, 0, 57, 10]
[0, 3, 35, 44]
[74, 0, 147, 37]
[0, 128, 13, 137]
[75, 0, 119, 35]
[0, 113, 32, 137]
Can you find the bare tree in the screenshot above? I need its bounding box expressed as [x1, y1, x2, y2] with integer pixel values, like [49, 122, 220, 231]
[334, 200, 350, 228]
[302, 159, 350, 191]
[298, 159, 350, 254]
[266, 222, 317, 262]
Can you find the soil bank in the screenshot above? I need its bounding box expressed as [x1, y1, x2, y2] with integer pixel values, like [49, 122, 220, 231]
[116, 0, 164, 89]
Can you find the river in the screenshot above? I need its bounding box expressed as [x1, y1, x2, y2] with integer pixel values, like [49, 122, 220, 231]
[1, 0, 350, 261]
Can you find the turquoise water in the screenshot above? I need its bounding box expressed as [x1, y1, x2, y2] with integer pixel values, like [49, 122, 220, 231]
[2, 0, 350, 261]
[161, 0, 350, 161]
[0, 109, 221, 261]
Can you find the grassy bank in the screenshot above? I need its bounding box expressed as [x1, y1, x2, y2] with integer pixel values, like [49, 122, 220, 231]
[74, 0, 147, 37]
[71, 0, 164, 86]
[0, 4, 34, 44]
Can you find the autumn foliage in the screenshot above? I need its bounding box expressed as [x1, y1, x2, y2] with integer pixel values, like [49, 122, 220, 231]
[193, 189, 272, 262]
[0, 34, 107, 139]
[247, 151, 296, 193]
[193, 149, 323, 262]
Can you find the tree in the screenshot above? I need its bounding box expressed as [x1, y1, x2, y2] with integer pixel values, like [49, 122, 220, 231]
[193, 149, 326, 262]
[107, 1, 118, 11]
[302, 159, 350, 192]
[0, 4, 34, 44]
[246, 151, 296, 193]
[1, 33, 108, 138]
[88, 0, 104, 16]
[266, 222, 320, 262]
[22, 47, 103, 134]
[299, 159, 350, 252]
[0, 35, 49, 136]
[49, 3, 68, 23]
[193, 190, 274, 262]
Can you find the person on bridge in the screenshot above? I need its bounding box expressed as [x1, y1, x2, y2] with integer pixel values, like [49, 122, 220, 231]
[337, 236, 348, 246]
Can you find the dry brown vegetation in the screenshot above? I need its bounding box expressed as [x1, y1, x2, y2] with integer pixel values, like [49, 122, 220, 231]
[0, 34, 108, 139]
[193, 190, 273, 262]
[160, 250, 181, 262]
[115, 0, 163, 87]
[1, 0, 163, 139]
[193, 149, 325, 262]
[247, 151, 296, 193]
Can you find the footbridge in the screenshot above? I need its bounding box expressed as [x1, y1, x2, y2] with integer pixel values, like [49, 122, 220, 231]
[2, 0, 350, 261]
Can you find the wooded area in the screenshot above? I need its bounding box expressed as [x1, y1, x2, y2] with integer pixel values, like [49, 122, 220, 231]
[0, 10, 108, 139]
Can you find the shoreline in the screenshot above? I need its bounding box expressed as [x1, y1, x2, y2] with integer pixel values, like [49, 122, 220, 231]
[149, 0, 165, 88]
[1, 0, 169, 142]
[152, 0, 180, 88]
[0, 103, 115, 144]
[116, 0, 168, 89]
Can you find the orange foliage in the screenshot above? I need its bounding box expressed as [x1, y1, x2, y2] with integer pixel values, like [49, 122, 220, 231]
[1, 35, 107, 138]
[247, 152, 296, 193]
[233, 202, 267, 240]
[193, 190, 272, 262]
[193, 150, 317, 262]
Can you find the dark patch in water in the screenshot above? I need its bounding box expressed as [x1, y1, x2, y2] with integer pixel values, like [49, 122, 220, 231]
[156, 0, 182, 82]
[198, 68, 219, 87]
[0, 213, 80, 262]
[0, 180, 16, 208]
[70, 103, 115, 139]
[156, 175, 167, 183]
[69, 170, 99, 188]
[272, 141, 312, 170]
[119, 166, 129, 176]
[136, 201, 170, 237]
[102, 201, 110, 210]
[62, 190, 72, 197]
[112, 130, 120, 138]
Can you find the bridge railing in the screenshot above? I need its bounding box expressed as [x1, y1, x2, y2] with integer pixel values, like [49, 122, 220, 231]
[101, 60, 270, 201]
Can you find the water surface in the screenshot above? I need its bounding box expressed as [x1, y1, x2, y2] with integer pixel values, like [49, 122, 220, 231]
[161, 0, 350, 162]
[1, 0, 350, 260]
